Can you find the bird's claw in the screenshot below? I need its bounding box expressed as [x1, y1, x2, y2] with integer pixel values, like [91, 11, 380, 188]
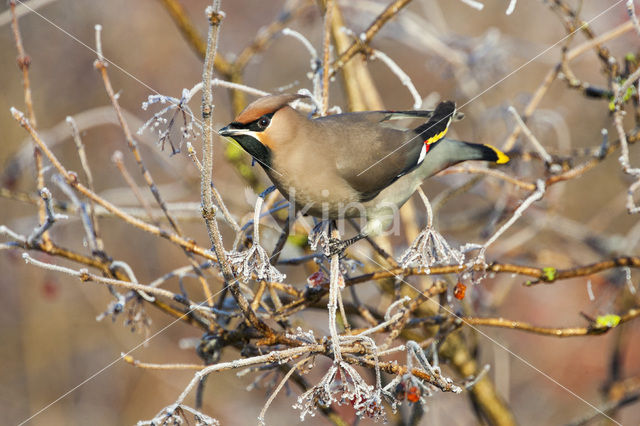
[327, 238, 348, 258]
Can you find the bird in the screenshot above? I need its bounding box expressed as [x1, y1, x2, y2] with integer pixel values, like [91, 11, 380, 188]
[218, 93, 509, 254]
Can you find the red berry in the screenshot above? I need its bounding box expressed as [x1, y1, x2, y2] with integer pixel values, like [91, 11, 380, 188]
[454, 282, 466, 300]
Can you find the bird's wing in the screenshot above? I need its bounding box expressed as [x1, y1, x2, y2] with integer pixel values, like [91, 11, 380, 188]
[330, 109, 464, 129]
[313, 117, 422, 201]
[314, 103, 458, 201]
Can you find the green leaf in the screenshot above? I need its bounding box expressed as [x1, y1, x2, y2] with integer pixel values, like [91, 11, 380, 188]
[596, 314, 621, 328]
[542, 267, 556, 281]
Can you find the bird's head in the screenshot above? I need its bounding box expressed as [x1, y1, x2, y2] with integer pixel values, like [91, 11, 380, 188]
[219, 93, 307, 168]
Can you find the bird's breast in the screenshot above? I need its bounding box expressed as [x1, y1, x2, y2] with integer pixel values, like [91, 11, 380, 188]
[266, 153, 362, 219]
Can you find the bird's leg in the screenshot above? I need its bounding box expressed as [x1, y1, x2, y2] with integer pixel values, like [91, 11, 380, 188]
[327, 232, 366, 257]
[258, 185, 276, 199]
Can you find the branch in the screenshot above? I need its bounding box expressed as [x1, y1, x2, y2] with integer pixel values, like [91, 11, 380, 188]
[464, 308, 640, 337]
[330, 0, 412, 77]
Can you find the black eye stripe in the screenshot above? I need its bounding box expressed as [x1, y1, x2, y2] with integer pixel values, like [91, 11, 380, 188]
[248, 113, 274, 132]
[229, 113, 274, 132]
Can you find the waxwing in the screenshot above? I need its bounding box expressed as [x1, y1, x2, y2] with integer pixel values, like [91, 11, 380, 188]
[219, 94, 509, 252]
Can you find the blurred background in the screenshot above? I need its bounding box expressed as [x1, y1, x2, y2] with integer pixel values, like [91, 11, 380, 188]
[1, 0, 639, 424]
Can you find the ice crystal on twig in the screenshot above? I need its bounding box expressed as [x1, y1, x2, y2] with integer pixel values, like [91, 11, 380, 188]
[226, 245, 285, 283]
[139, 90, 202, 155]
[340, 257, 362, 276]
[286, 327, 318, 345]
[124, 297, 152, 338]
[399, 227, 464, 269]
[399, 188, 462, 268]
[382, 341, 462, 411]
[309, 221, 331, 256]
[136, 404, 219, 426]
[383, 373, 434, 409]
[227, 192, 286, 282]
[294, 361, 386, 421]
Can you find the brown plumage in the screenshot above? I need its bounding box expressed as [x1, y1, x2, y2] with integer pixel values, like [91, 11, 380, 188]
[219, 94, 509, 249]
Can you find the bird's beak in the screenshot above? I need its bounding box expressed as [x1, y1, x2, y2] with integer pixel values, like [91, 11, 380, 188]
[218, 125, 234, 137]
[218, 125, 256, 138]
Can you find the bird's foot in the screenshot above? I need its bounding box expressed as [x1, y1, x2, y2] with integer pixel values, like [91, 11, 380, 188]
[327, 238, 348, 258]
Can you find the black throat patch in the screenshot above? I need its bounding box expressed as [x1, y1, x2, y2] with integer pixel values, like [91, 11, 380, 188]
[229, 134, 272, 169]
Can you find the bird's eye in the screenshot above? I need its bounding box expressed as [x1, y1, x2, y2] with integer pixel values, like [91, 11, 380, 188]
[257, 116, 271, 129]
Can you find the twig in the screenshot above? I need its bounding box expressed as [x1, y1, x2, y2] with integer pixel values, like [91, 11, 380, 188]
[627, 0, 640, 38]
[440, 165, 536, 190]
[112, 151, 157, 224]
[331, 0, 413, 77]
[10, 0, 50, 249]
[27, 188, 67, 246]
[328, 226, 343, 361]
[93, 25, 183, 235]
[328, 2, 383, 111]
[503, 20, 634, 152]
[200, 2, 224, 251]
[459, 0, 484, 11]
[10, 0, 36, 127]
[124, 356, 204, 370]
[476, 180, 546, 260]
[199, 3, 273, 336]
[10, 107, 218, 261]
[51, 174, 100, 255]
[173, 345, 324, 407]
[505, 0, 518, 15]
[67, 116, 103, 252]
[22, 253, 184, 302]
[465, 308, 640, 337]
[370, 49, 421, 109]
[321, 0, 334, 115]
[258, 359, 306, 426]
[507, 106, 554, 164]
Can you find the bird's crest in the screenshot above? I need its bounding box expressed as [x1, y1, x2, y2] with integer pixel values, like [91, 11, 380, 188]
[234, 93, 307, 124]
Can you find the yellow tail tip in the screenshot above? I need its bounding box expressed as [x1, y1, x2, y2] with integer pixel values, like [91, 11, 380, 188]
[486, 144, 510, 164]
